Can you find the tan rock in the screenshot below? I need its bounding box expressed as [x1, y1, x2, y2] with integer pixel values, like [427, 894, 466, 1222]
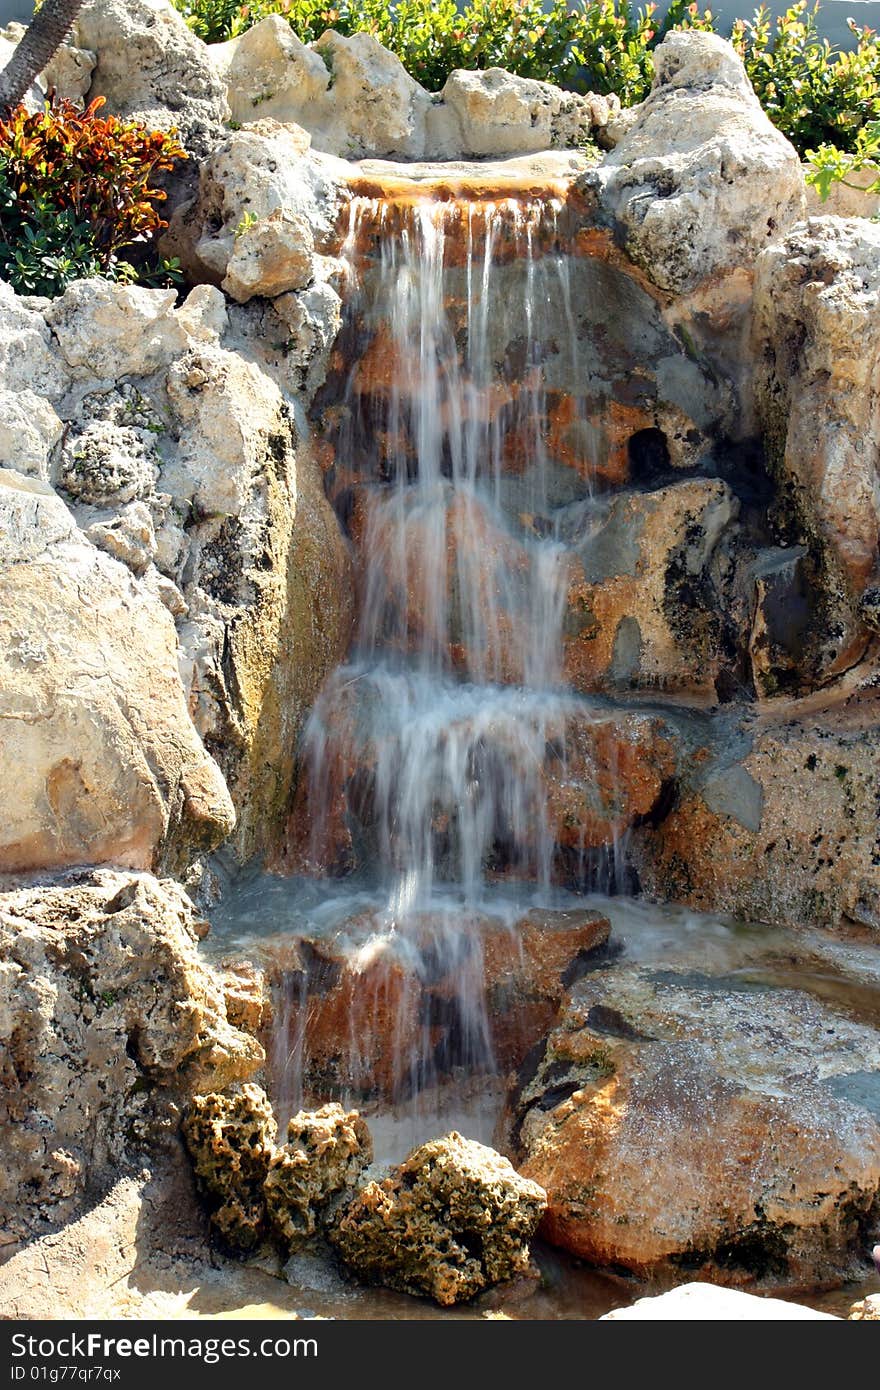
[587, 32, 805, 294]
[633, 699, 880, 930]
[753, 217, 880, 680]
[0, 871, 262, 1246]
[849, 1294, 880, 1320]
[438, 68, 618, 159]
[563, 479, 739, 698]
[183, 1085, 278, 1251]
[209, 16, 329, 128]
[0, 484, 234, 874]
[329, 1132, 547, 1304]
[45, 280, 188, 381]
[0, 389, 63, 481]
[167, 121, 343, 302]
[75, 0, 229, 151]
[264, 1104, 372, 1248]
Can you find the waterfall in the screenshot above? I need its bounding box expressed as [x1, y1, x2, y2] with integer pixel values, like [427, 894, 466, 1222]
[264, 188, 633, 1116]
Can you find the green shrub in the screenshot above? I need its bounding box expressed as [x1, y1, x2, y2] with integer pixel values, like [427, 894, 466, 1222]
[171, 0, 880, 158]
[733, 4, 880, 154]
[0, 97, 186, 298]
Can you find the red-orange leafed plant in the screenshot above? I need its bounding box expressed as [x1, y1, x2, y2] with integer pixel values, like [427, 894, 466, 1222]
[0, 96, 187, 262]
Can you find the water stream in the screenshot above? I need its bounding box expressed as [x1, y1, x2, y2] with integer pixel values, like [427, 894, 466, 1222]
[205, 182, 880, 1317]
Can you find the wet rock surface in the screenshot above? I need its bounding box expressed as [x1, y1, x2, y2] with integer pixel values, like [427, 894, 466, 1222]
[328, 1132, 547, 1305]
[507, 961, 880, 1286]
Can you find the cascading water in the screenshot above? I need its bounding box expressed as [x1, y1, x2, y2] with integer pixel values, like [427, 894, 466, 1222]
[216, 186, 640, 1130]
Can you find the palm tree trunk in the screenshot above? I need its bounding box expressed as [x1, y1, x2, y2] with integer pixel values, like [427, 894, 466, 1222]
[0, 0, 87, 110]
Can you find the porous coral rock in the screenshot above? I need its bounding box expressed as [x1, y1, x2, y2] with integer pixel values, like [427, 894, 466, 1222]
[328, 1132, 547, 1305]
[182, 1085, 277, 1251]
[264, 1104, 372, 1248]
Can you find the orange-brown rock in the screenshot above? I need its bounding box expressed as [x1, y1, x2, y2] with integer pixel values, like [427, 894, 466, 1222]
[508, 964, 880, 1286]
[563, 479, 739, 699]
[631, 695, 880, 930]
[239, 905, 611, 1100]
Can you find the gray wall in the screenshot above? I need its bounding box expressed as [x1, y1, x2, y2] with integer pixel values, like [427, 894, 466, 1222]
[0, 0, 34, 24]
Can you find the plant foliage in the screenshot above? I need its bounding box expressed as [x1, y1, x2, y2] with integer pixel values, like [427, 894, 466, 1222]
[0, 97, 186, 297]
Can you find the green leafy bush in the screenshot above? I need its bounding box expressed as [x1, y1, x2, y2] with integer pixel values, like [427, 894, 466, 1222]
[733, 5, 880, 154]
[171, 0, 880, 158]
[805, 118, 880, 201]
[0, 97, 186, 298]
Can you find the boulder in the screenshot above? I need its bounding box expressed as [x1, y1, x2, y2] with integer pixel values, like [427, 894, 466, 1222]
[0, 475, 235, 874]
[75, 0, 229, 152]
[601, 1284, 838, 1319]
[563, 479, 739, 698]
[166, 121, 343, 302]
[437, 68, 618, 159]
[849, 1294, 880, 1320]
[632, 699, 880, 931]
[328, 1132, 547, 1304]
[0, 280, 70, 399]
[509, 963, 880, 1285]
[45, 279, 188, 381]
[209, 15, 330, 129]
[0, 389, 63, 481]
[586, 32, 805, 293]
[0, 871, 262, 1248]
[753, 217, 880, 681]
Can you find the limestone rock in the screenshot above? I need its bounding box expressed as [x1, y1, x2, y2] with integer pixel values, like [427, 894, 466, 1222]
[183, 1085, 277, 1251]
[264, 1104, 372, 1248]
[300, 29, 430, 160]
[329, 1133, 547, 1304]
[0, 389, 63, 481]
[75, 0, 229, 152]
[510, 964, 880, 1285]
[167, 121, 343, 302]
[0, 469, 77, 564]
[586, 32, 804, 293]
[0, 484, 235, 874]
[0, 871, 262, 1246]
[0, 280, 69, 399]
[753, 217, 880, 681]
[85, 500, 157, 575]
[438, 68, 618, 159]
[602, 1285, 838, 1319]
[45, 280, 188, 381]
[210, 16, 330, 129]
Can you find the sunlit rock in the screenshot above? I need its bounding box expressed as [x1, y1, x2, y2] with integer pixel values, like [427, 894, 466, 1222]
[509, 964, 880, 1285]
[329, 1132, 547, 1304]
[0, 871, 262, 1250]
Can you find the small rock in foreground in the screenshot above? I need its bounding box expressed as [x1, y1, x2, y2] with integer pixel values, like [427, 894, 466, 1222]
[601, 1283, 839, 1320]
[328, 1132, 547, 1306]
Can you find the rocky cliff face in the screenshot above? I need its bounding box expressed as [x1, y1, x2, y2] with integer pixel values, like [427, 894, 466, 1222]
[2, 0, 880, 1298]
